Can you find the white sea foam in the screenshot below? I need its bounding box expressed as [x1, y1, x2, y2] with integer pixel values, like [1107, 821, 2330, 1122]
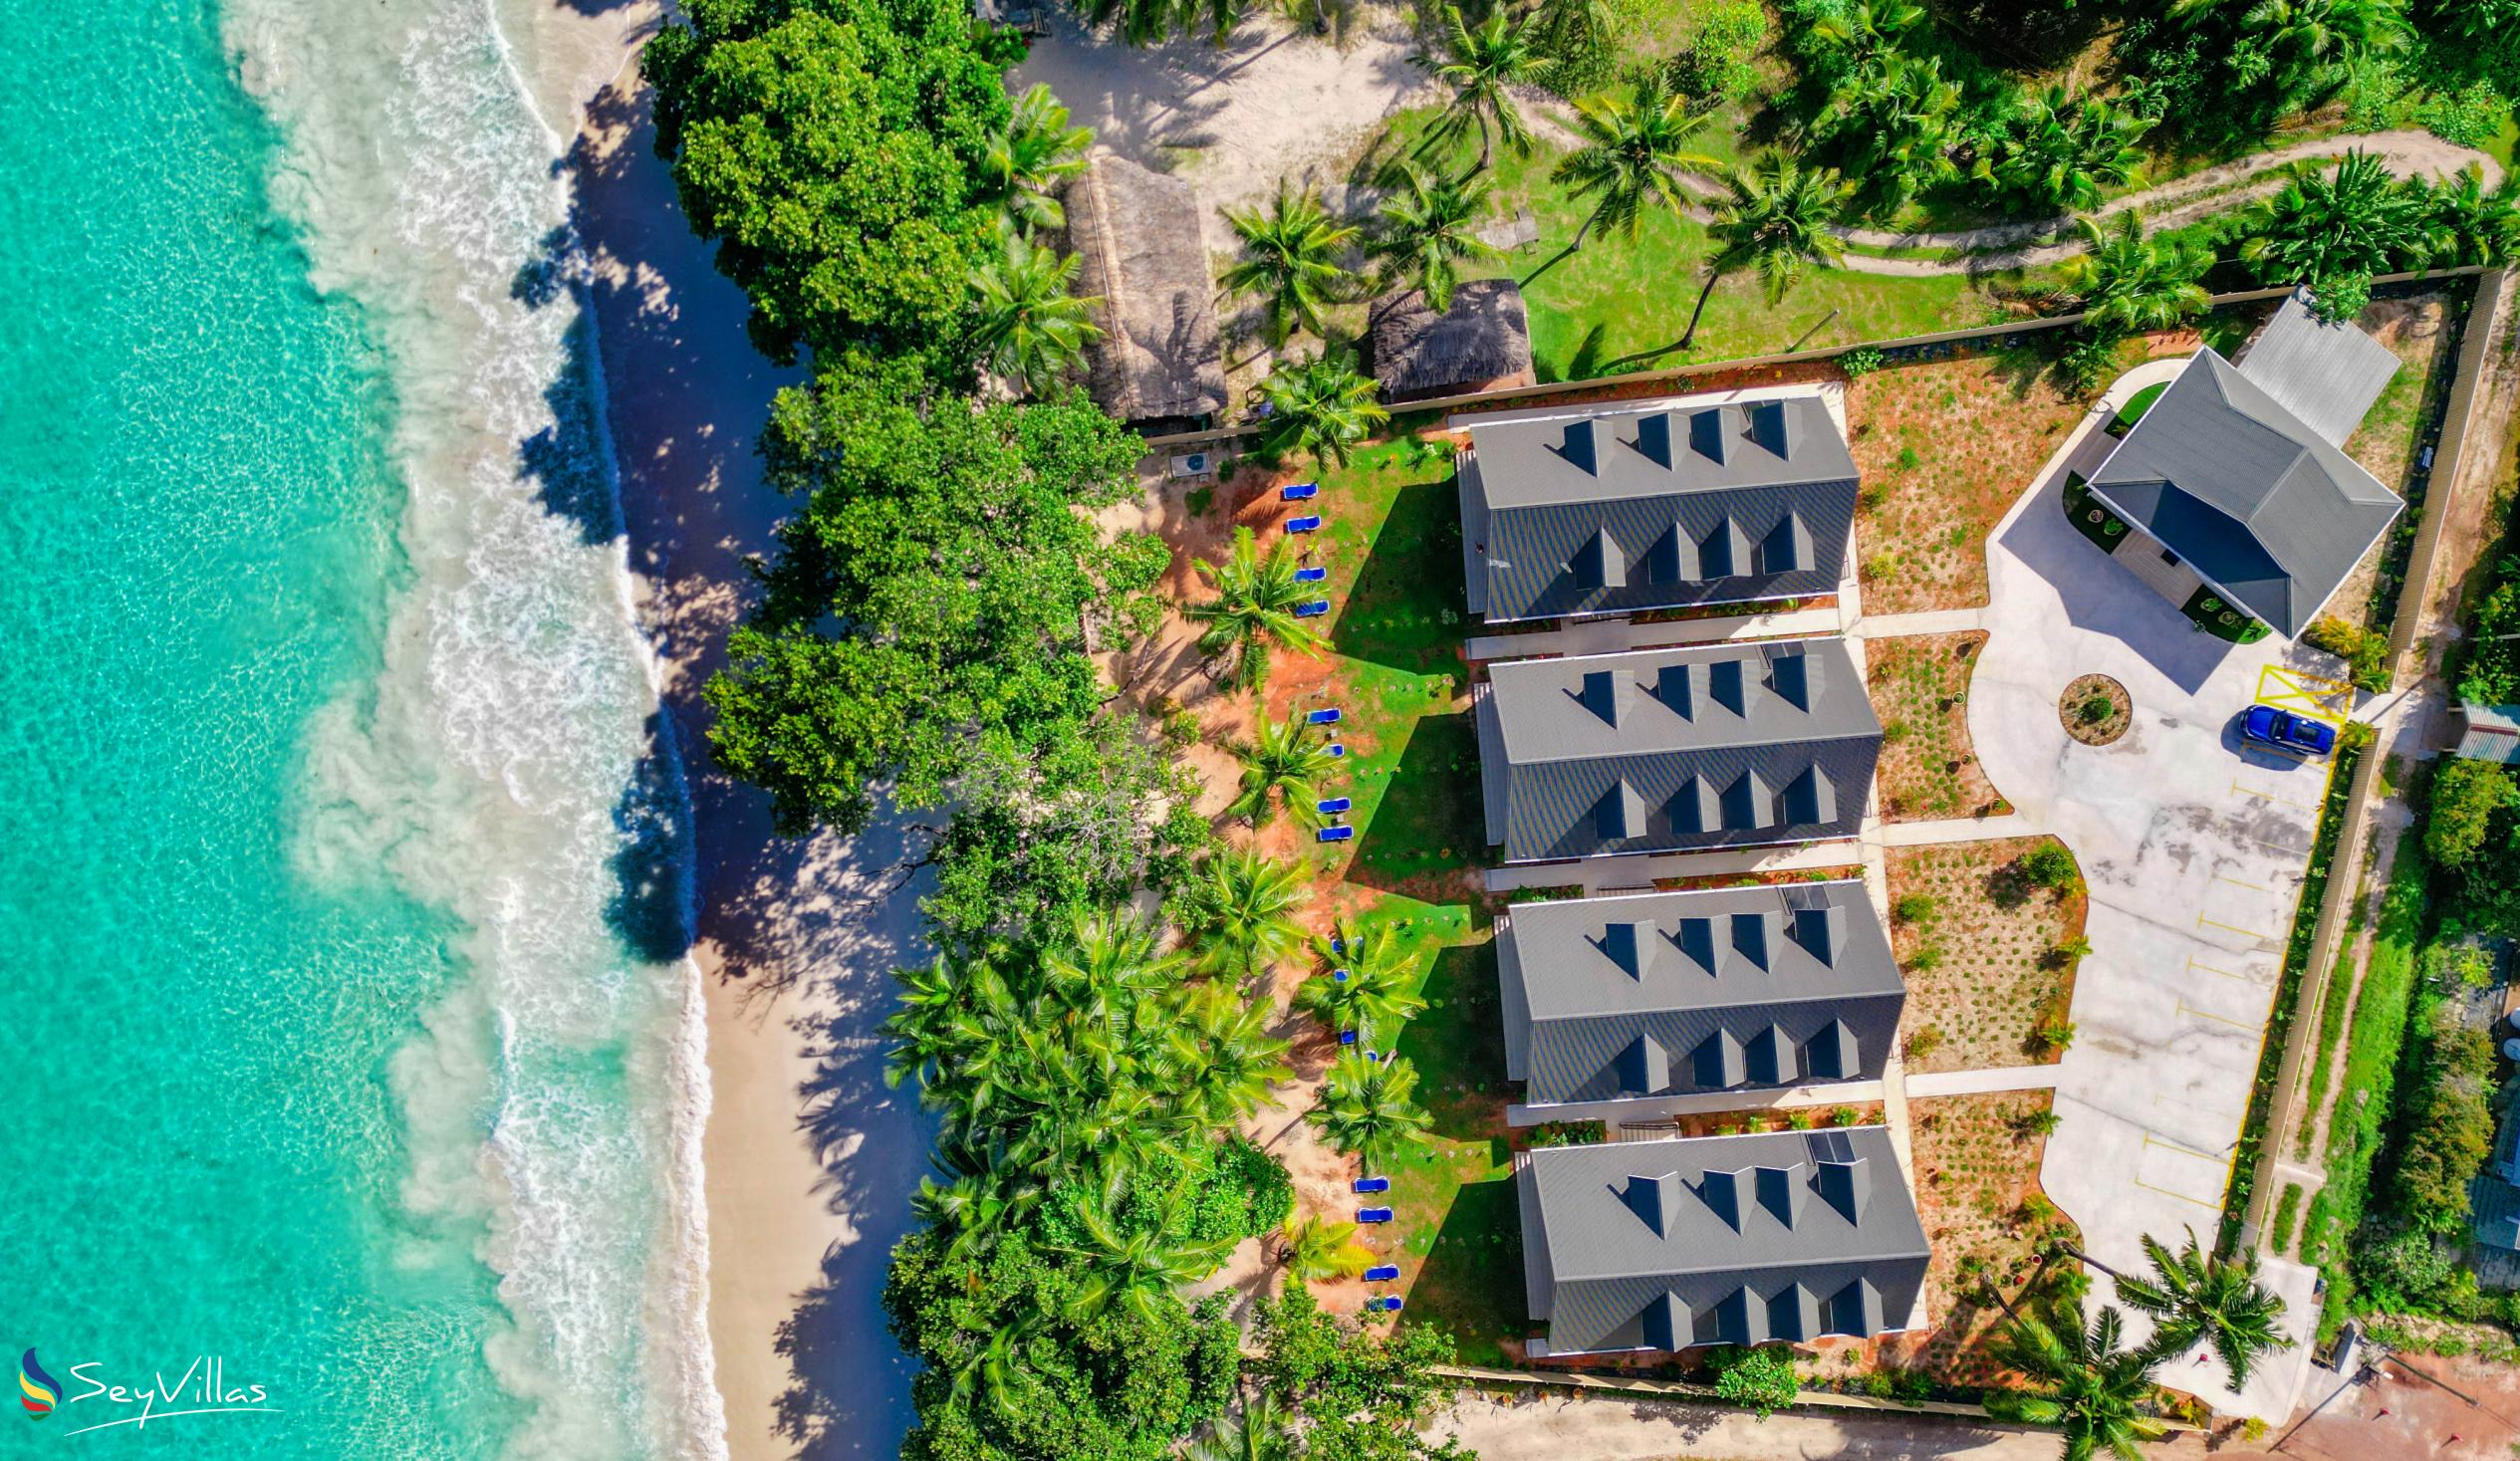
[221, 0, 725, 1456]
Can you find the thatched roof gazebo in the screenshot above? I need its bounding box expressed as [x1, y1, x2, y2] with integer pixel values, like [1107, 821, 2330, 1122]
[1369, 278, 1535, 402]
[1063, 152, 1227, 427]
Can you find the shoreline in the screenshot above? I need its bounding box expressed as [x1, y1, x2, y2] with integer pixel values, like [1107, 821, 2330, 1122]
[528, 5, 938, 1458]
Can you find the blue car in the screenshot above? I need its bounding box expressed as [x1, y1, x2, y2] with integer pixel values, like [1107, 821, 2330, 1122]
[2242, 705, 2338, 758]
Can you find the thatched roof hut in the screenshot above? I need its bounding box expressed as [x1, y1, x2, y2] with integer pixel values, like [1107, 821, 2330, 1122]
[1370, 279, 1535, 401]
[1064, 152, 1226, 426]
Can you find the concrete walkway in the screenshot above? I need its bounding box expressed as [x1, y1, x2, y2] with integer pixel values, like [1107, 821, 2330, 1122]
[1464, 606, 1839, 663]
[1881, 814, 2034, 847]
[1905, 1065, 2064, 1097]
[1967, 364, 2341, 1421]
[1482, 839, 1861, 894]
[1853, 607, 1989, 637]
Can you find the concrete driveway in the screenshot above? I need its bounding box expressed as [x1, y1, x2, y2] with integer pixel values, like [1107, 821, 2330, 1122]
[1966, 372, 2350, 1419]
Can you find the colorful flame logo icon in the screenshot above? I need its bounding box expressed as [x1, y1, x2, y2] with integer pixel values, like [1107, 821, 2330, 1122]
[19, 1348, 59, 1419]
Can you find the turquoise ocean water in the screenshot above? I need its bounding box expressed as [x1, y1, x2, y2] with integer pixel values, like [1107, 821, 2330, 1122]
[0, 2, 718, 1456]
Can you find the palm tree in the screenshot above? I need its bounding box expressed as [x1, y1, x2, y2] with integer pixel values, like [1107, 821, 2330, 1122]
[2416, 164, 2520, 267]
[970, 234, 1101, 397]
[1279, 1215, 1376, 1282]
[1546, 76, 1718, 268]
[1310, 1051, 1436, 1172]
[2112, 1229, 2293, 1389]
[1370, 163, 1499, 317]
[1187, 847, 1313, 979]
[1258, 354, 1388, 467]
[2061, 212, 2213, 336]
[1805, 0, 1925, 67]
[1817, 50, 1962, 217]
[1415, 7, 1549, 173]
[2235, 0, 2407, 73]
[1185, 525, 1328, 689]
[1530, 0, 1621, 90]
[1671, 153, 1852, 352]
[1056, 1184, 1238, 1325]
[1988, 1300, 2170, 1461]
[1188, 1388, 1297, 1461]
[1167, 982, 1294, 1126]
[1980, 86, 2150, 216]
[1078, 0, 1247, 47]
[979, 84, 1094, 235]
[2244, 150, 2426, 309]
[1298, 924, 1428, 1035]
[1041, 908, 1180, 1069]
[1231, 710, 1341, 827]
[1221, 183, 1361, 348]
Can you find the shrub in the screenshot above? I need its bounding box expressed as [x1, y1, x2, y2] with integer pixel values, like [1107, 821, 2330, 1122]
[1829, 1105, 1861, 1127]
[1840, 347, 1888, 377]
[2426, 759, 2518, 867]
[2021, 844, 2081, 894]
[2017, 1107, 2063, 1137]
[2305, 613, 2390, 691]
[1667, 0, 1769, 105]
[2053, 934, 2094, 961]
[2387, 1008, 2499, 1231]
[1904, 1024, 1943, 1060]
[2429, 942, 2496, 989]
[1709, 1345, 1799, 1417]
[2271, 1182, 2303, 1253]
[2029, 1020, 2077, 1055]
[1892, 892, 1938, 924]
[1163, 708, 1202, 749]
[1907, 944, 1945, 973]
[1860, 1370, 1896, 1398]
[2418, 80, 2510, 148]
[1527, 1120, 1607, 1147]
[1785, 1109, 1816, 1130]
[2078, 693, 2115, 724]
[1895, 446, 1920, 471]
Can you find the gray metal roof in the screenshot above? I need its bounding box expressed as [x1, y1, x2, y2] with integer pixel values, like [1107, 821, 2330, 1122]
[2456, 702, 2520, 765]
[1475, 638, 1881, 861]
[2237, 291, 2402, 447]
[1518, 1127, 1930, 1354]
[1498, 881, 1904, 1104]
[2089, 350, 2402, 638]
[1460, 395, 1858, 621]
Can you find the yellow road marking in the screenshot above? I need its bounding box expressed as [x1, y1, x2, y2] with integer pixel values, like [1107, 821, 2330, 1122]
[2135, 1179, 2226, 1210]
[2176, 999, 2261, 1032]
[2188, 955, 2263, 984]
[2142, 1130, 2233, 1166]
[2199, 914, 2281, 940]
[2212, 873, 2279, 894]
[2254, 665, 2354, 723]
[2231, 780, 2323, 812]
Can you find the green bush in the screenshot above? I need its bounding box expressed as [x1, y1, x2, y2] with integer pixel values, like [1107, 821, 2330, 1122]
[1709, 1345, 1799, 1417]
[2271, 1182, 2303, 1253]
[1839, 347, 1888, 378]
[2021, 844, 2081, 893]
[1526, 1120, 1607, 1147]
[2426, 758, 2519, 867]
[2305, 613, 2391, 692]
[1892, 892, 1938, 924]
[1668, 0, 1769, 105]
[2418, 80, 2511, 147]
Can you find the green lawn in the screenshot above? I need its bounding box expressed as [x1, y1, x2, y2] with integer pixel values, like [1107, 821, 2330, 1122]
[1366, 109, 1996, 376]
[2305, 836, 2429, 1332]
[1286, 437, 1526, 1359]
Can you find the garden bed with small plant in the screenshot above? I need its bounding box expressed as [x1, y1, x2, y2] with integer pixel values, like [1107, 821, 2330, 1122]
[2060, 673, 2132, 746]
[1884, 1092, 2083, 1386]
[1849, 352, 2112, 613]
[1889, 838, 2088, 1075]
[1867, 631, 2004, 820]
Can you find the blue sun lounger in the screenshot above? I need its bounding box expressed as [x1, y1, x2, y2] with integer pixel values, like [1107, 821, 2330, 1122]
[1307, 707, 1342, 725]
[1294, 566, 1328, 582]
[1317, 797, 1351, 815]
[1317, 825, 1355, 843]
[1281, 481, 1319, 501]
[1363, 1264, 1400, 1282]
[1371, 1297, 1404, 1314]
[1331, 934, 1348, 954]
[1326, 742, 1346, 757]
[1358, 1207, 1394, 1223]
[1286, 515, 1323, 533]
[1293, 601, 1331, 617]
[1353, 1176, 1389, 1194]
[1338, 1029, 1358, 1045]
